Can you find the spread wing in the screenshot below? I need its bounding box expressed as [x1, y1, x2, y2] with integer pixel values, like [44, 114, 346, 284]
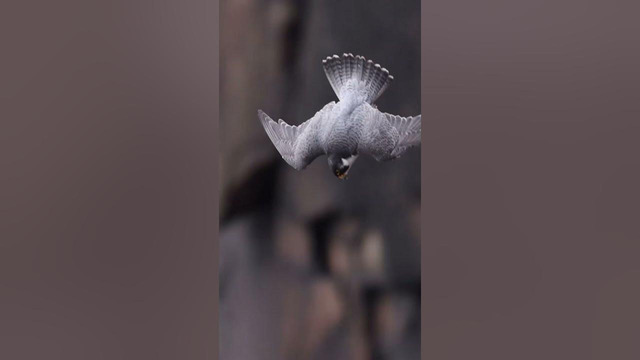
[384, 112, 421, 157]
[357, 104, 421, 161]
[258, 102, 335, 170]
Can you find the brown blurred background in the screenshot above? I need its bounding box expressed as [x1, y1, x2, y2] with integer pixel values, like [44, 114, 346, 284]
[219, 0, 420, 359]
[1, 1, 218, 359]
[423, 0, 640, 358]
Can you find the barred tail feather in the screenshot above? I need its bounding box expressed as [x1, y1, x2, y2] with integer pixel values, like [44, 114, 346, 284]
[322, 53, 393, 104]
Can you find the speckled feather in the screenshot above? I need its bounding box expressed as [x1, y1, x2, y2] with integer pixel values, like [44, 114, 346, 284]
[258, 53, 421, 171]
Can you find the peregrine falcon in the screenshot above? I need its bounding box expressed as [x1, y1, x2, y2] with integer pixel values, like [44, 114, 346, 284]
[258, 53, 421, 179]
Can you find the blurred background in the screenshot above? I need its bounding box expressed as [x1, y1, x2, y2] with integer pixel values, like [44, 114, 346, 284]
[219, 0, 420, 359]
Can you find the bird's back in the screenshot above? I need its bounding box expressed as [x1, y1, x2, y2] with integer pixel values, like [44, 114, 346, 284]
[321, 99, 367, 155]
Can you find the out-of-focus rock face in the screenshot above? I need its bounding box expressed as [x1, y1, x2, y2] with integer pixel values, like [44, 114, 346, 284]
[220, 0, 420, 359]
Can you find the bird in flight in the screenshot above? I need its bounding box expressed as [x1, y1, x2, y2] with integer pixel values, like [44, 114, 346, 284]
[258, 53, 421, 179]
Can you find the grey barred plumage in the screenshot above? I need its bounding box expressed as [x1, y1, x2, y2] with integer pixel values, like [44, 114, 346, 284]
[258, 53, 421, 179]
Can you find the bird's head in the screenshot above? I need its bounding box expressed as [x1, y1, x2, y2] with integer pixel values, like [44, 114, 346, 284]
[328, 153, 358, 180]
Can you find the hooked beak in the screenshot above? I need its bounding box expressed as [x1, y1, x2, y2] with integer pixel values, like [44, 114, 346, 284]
[334, 169, 348, 180]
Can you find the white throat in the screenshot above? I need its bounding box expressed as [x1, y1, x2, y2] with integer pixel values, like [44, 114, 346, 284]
[341, 154, 359, 167]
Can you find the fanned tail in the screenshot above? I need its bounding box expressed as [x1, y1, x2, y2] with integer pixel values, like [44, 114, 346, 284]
[322, 53, 393, 104]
